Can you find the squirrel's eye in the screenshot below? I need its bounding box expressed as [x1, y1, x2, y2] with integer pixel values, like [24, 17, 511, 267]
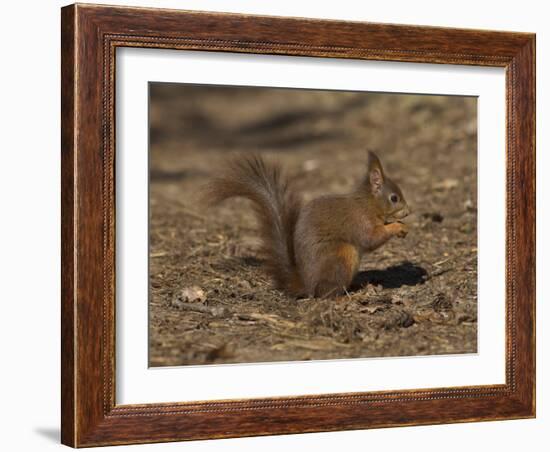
[390, 194, 399, 203]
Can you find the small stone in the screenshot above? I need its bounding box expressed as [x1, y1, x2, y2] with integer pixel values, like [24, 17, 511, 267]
[382, 310, 415, 330]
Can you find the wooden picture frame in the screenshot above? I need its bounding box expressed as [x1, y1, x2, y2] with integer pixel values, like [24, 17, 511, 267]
[61, 3, 535, 447]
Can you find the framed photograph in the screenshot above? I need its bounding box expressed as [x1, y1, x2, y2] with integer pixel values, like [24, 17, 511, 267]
[61, 3, 535, 447]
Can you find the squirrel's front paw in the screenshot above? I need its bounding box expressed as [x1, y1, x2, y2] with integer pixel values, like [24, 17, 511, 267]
[396, 222, 408, 238]
[387, 222, 408, 238]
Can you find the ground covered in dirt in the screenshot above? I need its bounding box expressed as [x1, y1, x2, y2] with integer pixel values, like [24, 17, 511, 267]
[148, 83, 478, 367]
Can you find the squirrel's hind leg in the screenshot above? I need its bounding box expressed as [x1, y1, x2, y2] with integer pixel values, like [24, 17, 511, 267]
[310, 243, 360, 298]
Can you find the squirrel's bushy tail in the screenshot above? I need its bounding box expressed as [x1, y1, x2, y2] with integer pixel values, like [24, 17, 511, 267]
[202, 155, 303, 295]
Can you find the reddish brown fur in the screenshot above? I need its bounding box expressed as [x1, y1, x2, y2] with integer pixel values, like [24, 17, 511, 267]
[203, 151, 409, 298]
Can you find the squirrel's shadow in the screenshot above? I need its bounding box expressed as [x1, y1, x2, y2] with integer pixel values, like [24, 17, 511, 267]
[351, 261, 428, 290]
[237, 257, 428, 291]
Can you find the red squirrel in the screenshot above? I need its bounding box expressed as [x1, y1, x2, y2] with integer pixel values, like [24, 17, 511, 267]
[203, 151, 410, 298]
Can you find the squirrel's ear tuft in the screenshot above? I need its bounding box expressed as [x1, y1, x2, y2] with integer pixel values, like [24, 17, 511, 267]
[367, 151, 385, 194]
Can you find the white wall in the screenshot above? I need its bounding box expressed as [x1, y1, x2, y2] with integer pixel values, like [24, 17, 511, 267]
[0, 1, 545, 450]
